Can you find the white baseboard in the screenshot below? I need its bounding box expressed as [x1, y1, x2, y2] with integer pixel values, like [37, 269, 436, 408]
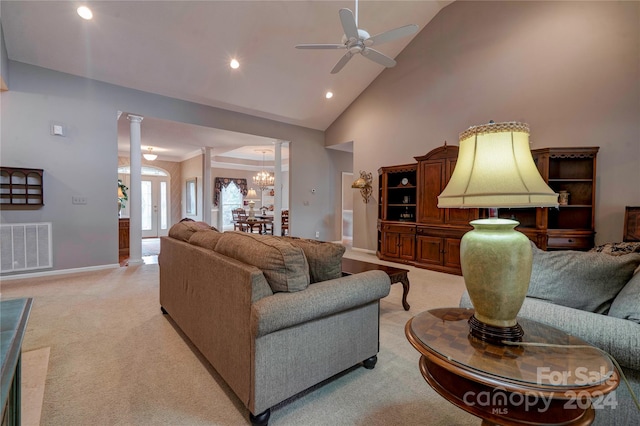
[351, 247, 376, 255]
[0, 263, 121, 281]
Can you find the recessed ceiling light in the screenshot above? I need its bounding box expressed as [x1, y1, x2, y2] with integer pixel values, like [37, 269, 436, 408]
[77, 6, 93, 20]
[230, 59, 240, 69]
[325, 91, 334, 99]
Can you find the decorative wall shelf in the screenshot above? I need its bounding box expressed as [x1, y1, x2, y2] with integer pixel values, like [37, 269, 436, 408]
[0, 167, 44, 206]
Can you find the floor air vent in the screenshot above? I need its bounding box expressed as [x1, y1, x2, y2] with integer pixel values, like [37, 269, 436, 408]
[0, 222, 52, 273]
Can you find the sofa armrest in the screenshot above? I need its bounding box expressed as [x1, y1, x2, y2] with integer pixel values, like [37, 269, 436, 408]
[460, 291, 640, 370]
[251, 270, 391, 338]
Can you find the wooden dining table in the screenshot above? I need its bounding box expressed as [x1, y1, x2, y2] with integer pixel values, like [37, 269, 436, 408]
[236, 218, 272, 234]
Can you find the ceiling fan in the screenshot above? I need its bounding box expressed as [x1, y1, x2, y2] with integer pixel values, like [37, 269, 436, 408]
[295, 0, 419, 74]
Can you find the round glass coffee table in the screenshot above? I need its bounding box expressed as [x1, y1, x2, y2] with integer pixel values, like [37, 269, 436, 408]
[405, 308, 619, 425]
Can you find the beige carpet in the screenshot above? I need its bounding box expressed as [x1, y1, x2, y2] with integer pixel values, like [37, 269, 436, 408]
[3, 249, 477, 425]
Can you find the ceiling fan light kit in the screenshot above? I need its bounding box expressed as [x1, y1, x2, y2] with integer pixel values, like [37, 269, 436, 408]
[295, 2, 418, 74]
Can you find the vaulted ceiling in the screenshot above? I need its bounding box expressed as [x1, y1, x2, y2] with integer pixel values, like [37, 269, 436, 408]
[2, 1, 451, 161]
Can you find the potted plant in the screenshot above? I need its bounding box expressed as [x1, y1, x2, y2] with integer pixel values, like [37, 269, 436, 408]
[118, 179, 128, 216]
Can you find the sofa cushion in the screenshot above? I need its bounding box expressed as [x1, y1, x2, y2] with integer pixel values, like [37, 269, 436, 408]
[283, 237, 345, 283]
[188, 229, 223, 250]
[215, 232, 310, 293]
[608, 271, 640, 323]
[527, 244, 640, 314]
[169, 220, 217, 242]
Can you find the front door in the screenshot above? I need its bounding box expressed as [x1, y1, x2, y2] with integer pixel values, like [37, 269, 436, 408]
[141, 177, 169, 238]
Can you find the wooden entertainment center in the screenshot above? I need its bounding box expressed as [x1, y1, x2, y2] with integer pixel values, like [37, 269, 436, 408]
[377, 145, 598, 275]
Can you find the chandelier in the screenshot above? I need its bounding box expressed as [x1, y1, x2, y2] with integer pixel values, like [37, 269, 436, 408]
[253, 150, 274, 191]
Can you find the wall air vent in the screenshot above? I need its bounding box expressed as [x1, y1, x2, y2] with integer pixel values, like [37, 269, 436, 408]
[0, 222, 52, 273]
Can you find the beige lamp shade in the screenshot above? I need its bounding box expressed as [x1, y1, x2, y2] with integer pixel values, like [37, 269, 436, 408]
[438, 122, 558, 209]
[246, 188, 258, 199]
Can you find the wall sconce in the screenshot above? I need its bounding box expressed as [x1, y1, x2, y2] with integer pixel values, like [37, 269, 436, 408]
[352, 170, 373, 203]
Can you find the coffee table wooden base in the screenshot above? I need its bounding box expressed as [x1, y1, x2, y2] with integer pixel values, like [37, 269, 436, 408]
[405, 309, 618, 426]
[419, 356, 595, 426]
[342, 258, 410, 310]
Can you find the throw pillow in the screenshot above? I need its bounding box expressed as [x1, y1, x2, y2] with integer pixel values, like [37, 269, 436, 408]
[188, 229, 223, 251]
[283, 237, 345, 283]
[169, 220, 217, 242]
[214, 232, 310, 293]
[589, 242, 640, 256]
[527, 244, 640, 314]
[608, 272, 640, 323]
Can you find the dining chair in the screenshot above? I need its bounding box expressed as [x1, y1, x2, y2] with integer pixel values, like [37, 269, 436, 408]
[281, 210, 289, 236]
[232, 208, 248, 232]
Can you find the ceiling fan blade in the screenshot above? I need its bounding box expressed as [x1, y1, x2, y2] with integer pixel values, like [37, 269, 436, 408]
[339, 8, 359, 41]
[295, 44, 346, 50]
[362, 48, 397, 68]
[366, 24, 419, 46]
[331, 51, 354, 74]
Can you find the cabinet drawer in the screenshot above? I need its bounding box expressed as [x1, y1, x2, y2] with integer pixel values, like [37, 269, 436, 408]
[382, 223, 416, 234]
[547, 236, 592, 250]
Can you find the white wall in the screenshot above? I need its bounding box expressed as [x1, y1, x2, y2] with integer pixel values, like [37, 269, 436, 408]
[326, 1, 640, 250]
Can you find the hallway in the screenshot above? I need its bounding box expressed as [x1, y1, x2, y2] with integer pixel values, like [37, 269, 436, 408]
[120, 238, 160, 266]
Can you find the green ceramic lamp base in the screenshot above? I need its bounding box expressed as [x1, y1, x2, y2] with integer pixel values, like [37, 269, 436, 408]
[461, 218, 533, 346]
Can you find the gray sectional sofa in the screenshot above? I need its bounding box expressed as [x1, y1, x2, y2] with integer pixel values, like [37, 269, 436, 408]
[158, 221, 391, 425]
[461, 242, 640, 425]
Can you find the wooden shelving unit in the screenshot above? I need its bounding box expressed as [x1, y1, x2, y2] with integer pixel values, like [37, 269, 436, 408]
[377, 164, 417, 264]
[498, 147, 599, 250]
[377, 146, 599, 275]
[0, 167, 44, 206]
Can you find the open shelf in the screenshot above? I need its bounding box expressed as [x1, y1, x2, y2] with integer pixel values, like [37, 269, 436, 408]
[0, 167, 44, 206]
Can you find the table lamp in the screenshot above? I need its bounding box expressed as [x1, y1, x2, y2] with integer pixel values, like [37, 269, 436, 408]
[438, 121, 558, 345]
[246, 188, 259, 221]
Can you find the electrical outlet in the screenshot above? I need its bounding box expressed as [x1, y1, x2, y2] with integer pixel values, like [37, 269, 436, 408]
[315, 231, 320, 239]
[72, 196, 87, 205]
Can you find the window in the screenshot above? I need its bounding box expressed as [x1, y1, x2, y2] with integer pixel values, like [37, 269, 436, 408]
[221, 182, 243, 231]
[117, 166, 168, 177]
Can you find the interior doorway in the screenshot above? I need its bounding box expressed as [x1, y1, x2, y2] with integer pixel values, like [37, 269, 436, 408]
[342, 172, 354, 246]
[118, 165, 171, 238]
[141, 177, 170, 237]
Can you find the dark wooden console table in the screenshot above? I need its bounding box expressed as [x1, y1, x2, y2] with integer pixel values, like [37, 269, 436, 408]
[342, 258, 410, 310]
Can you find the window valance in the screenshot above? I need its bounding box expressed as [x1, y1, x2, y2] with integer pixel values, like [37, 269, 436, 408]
[214, 177, 248, 206]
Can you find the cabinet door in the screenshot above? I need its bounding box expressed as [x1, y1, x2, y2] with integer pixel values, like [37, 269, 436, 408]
[383, 232, 400, 258]
[445, 208, 477, 225]
[399, 233, 416, 261]
[418, 162, 444, 224]
[443, 158, 477, 225]
[443, 238, 462, 269]
[382, 231, 415, 260]
[416, 235, 444, 266]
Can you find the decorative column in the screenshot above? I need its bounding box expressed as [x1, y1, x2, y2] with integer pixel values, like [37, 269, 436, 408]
[127, 114, 143, 265]
[202, 147, 212, 225]
[273, 140, 283, 237]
